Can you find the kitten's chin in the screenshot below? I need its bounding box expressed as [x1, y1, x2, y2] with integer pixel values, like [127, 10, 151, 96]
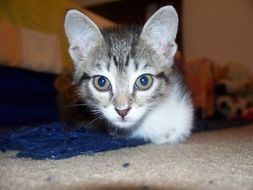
[111, 119, 137, 129]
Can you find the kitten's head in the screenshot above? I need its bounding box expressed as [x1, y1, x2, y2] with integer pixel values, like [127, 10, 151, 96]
[64, 6, 178, 129]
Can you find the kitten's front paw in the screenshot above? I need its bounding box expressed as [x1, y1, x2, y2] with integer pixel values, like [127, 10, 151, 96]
[151, 132, 190, 144]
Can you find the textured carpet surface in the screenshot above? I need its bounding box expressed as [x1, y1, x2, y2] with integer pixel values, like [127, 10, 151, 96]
[0, 124, 253, 190]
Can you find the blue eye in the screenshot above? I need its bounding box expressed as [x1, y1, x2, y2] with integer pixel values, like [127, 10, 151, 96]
[98, 76, 106, 87]
[140, 75, 149, 86]
[93, 76, 111, 91]
[135, 74, 153, 90]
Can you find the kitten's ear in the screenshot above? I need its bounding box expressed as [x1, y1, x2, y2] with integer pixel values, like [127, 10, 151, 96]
[64, 10, 103, 63]
[141, 6, 178, 58]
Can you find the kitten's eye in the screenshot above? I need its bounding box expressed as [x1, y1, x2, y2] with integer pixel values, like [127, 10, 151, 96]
[93, 76, 111, 91]
[135, 74, 153, 91]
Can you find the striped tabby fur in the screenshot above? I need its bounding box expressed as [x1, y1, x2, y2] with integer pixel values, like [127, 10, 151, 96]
[64, 6, 193, 144]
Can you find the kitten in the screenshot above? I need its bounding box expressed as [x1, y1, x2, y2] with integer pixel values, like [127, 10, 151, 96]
[64, 6, 193, 144]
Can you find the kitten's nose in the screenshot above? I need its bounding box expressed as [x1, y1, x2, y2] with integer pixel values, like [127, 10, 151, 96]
[115, 107, 131, 119]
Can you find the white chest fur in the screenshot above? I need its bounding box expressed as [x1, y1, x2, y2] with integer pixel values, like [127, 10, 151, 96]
[131, 84, 193, 144]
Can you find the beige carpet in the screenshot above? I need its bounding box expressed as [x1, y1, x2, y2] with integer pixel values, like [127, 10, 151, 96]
[0, 124, 253, 190]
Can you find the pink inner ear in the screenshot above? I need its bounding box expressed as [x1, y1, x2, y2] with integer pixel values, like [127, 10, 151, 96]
[162, 43, 176, 57]
[70, 44, 85, 60]
[71, 46, 80, 51]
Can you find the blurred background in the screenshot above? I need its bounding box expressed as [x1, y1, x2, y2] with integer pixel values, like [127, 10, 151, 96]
[0, 0, 253, 130]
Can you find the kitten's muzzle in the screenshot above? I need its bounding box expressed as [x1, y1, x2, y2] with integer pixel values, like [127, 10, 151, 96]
[115, 107, 131, 119]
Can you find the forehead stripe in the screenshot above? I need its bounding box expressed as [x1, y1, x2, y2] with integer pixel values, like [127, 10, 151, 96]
[125, 54, 130, 66]
[113, 55, 119, 67]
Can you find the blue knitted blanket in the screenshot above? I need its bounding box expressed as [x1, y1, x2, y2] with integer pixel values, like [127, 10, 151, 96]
[0, 123, 147, 160]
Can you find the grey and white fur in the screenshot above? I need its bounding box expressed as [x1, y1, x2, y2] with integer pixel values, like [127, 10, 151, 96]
[64, 6, 193, 144]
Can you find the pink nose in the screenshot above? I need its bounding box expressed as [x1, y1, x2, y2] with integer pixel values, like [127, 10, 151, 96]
[115, 107, 131, 119]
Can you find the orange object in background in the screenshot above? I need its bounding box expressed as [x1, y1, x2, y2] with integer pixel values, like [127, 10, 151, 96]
[184, 58, 216, 118]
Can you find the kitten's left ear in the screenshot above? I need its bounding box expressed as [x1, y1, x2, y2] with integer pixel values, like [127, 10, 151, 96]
[141, 6, 178, 58]
[64, 10, 104, 64]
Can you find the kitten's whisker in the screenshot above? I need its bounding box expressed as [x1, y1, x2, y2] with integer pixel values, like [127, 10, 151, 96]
[85, 115, 104, 128]
[64, 103, 88, 108]
[90, 109, 101, 115]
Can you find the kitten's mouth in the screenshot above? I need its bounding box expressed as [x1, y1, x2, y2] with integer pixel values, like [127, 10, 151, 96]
[101, 106, 145, 129]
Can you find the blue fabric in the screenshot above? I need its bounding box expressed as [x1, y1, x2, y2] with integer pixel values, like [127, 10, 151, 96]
[0, 123, 147, 160]
[0, 65, 59, 126]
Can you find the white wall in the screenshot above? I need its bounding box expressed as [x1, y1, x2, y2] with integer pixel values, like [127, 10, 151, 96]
[183, 0, 253, 72]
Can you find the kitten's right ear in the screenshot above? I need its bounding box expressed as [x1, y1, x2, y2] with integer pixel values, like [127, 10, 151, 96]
[64, 10, 103, 63]
[140, 6, 178, 59]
